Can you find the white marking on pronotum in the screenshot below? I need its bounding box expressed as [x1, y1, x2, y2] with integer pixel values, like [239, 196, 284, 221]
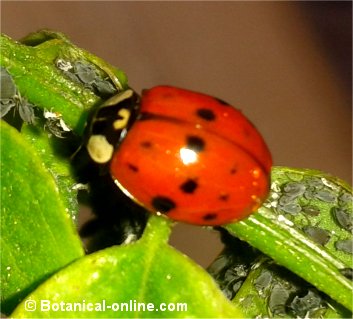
[113, 108, 131, 130]
[87, 134, 114, 163]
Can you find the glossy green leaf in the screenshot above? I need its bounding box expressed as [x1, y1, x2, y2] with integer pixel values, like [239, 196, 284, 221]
[21, 124, 79, 220]
[1, 121, 84, 314]
[0, 32, 128, 135]
[20, 30, 128, 94]
[225, 167, 353, 310]
[11, 216, 242, 318]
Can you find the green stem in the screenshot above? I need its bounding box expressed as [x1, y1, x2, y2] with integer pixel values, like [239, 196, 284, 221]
[140, 215, 174, 245]
[226, 208, 353, 310]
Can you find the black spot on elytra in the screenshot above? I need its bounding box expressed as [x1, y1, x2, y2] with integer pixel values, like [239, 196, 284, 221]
[219, 194, 229, 201]
[151, 196, 176, 214]
[127, 163, 139, 172]
[203, 213, 218, 221]
[214, 97, 230, 106]
[230, 166, 237, 175]
[196, 108, 216, 121]
[180, 179, 198, 194]
[141, 141, 152, 148]
[186, 135, 205, 152]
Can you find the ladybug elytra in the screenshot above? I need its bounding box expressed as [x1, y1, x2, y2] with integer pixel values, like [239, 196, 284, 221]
[86, 86, 272, 225]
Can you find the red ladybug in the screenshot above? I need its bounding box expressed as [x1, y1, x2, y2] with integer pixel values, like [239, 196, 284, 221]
[86, 86, 272, 225]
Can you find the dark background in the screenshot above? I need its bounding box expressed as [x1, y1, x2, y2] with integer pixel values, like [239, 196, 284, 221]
[2, 1, 351, 267]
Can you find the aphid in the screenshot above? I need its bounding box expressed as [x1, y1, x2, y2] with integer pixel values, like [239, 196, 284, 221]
[302, 226, 331, 246]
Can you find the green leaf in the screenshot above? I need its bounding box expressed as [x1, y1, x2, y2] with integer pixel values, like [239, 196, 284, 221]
[0, 32, 128, 135]
[21, 124, 79, 220]
[11, 216, 242, 318]
[1, 121, 84, 314]
[225, 167, 353, 310]
[20, 29, 128, 94]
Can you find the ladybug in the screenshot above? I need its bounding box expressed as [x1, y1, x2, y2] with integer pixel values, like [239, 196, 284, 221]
[86, 86, 272, 225]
